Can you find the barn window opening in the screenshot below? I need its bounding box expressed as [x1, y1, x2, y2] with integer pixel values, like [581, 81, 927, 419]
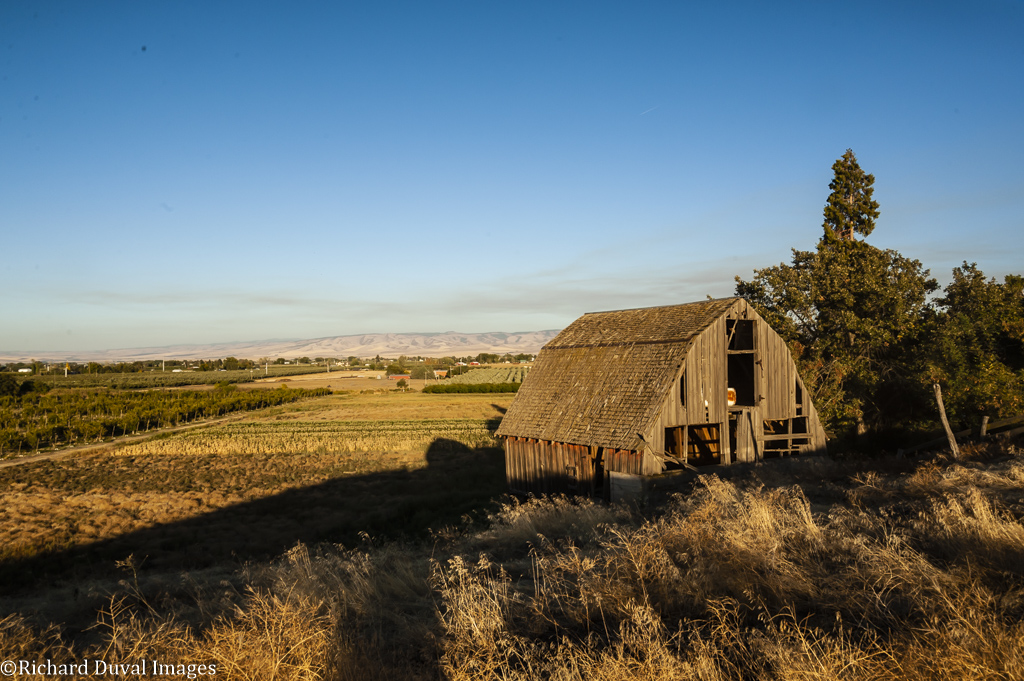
[666, 427, 685, 459]
[726, 319, 755, 351]
[760, 419, 810, 458]
[679, 369, 686, 406]
[662, 429, 691, 471]
[763, 440, 788, 458]
[727, 354, 756, 406]
[687, 424, 721, 466]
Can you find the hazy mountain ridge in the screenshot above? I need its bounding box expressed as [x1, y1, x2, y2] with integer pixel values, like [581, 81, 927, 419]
[0, 330, 561, 363]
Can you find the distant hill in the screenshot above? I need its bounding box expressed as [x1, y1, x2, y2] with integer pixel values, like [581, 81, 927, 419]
[0, 330, 561, 363]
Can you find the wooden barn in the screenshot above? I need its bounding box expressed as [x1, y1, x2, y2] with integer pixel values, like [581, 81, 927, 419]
[495, 297, 827, 498]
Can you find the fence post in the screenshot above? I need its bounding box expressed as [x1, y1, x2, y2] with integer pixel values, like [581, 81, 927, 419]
[933, 383, 960, 460]
[980, 415, 989, 439]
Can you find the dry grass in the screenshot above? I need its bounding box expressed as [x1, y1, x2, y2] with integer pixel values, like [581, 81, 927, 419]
[426, 446, 1024, 680]
[3, 424, 1023, 680]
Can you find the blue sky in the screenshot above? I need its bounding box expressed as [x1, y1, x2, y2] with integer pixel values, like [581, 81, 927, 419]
[2, 1, 1022, 352]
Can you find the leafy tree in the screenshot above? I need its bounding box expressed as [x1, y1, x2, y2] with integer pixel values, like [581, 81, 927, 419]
[0, 373, 17, 398]
[823, 149, 880, 241]
[736, 150, 937, 437]
[396, 378, 408, 390]
[928, 263, 1024, 423]
[224, 357, 240, 371]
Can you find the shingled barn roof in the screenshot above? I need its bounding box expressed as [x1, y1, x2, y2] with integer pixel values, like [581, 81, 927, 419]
[496, 298, 739, 451]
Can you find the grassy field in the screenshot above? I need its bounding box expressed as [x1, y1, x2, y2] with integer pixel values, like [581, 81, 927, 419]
[2, 388, 1023, 680]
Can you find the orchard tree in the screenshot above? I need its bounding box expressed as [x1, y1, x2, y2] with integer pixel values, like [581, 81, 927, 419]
[736, 150, 936, 437]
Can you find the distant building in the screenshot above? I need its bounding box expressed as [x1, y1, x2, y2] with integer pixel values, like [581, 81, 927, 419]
[17, 368, 32, 373]
[433, 369, 449, 378]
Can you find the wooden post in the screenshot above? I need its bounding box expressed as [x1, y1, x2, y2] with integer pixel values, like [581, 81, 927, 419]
[933, 383, 960, 459]
[746, 410, 761, 463]
[980, 415, 989, 439]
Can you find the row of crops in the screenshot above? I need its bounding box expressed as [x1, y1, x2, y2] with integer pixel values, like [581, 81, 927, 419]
[449, 366, 530, 385]
[0, 386, 331, 458]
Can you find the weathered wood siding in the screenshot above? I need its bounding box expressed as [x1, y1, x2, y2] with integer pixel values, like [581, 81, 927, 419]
[757, 311, 795, 421]
[505, 437, 656, 495]
[685, 315, 727, 426]
[731, 406, 761, 463]
[657, 362, 688, 431]
[504, 437, 600, 495]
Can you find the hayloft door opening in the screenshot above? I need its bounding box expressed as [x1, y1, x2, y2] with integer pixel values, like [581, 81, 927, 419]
[726, 319, 757, 408]
[727, 355, 756, 406]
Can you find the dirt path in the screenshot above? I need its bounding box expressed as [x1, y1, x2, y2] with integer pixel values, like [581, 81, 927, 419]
[0, 412, 257, 470]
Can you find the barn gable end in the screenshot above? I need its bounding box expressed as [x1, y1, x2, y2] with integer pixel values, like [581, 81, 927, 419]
[497, 298, 828, 497]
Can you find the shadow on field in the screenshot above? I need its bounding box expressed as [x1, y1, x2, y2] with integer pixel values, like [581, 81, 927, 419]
[0, 439, 506, 597]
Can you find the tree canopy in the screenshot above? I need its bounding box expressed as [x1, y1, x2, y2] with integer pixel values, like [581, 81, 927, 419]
[928, 264, 1024, 420]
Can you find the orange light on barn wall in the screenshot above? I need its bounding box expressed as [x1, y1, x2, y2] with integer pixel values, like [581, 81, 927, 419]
[727, 388, 737, 406]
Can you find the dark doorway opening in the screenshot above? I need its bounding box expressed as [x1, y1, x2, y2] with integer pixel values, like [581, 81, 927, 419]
[728, 354, 756, 406]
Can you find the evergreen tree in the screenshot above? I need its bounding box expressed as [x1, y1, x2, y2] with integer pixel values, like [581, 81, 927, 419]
[737, 150, 936, 437]
[823, 149, 880, 240]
